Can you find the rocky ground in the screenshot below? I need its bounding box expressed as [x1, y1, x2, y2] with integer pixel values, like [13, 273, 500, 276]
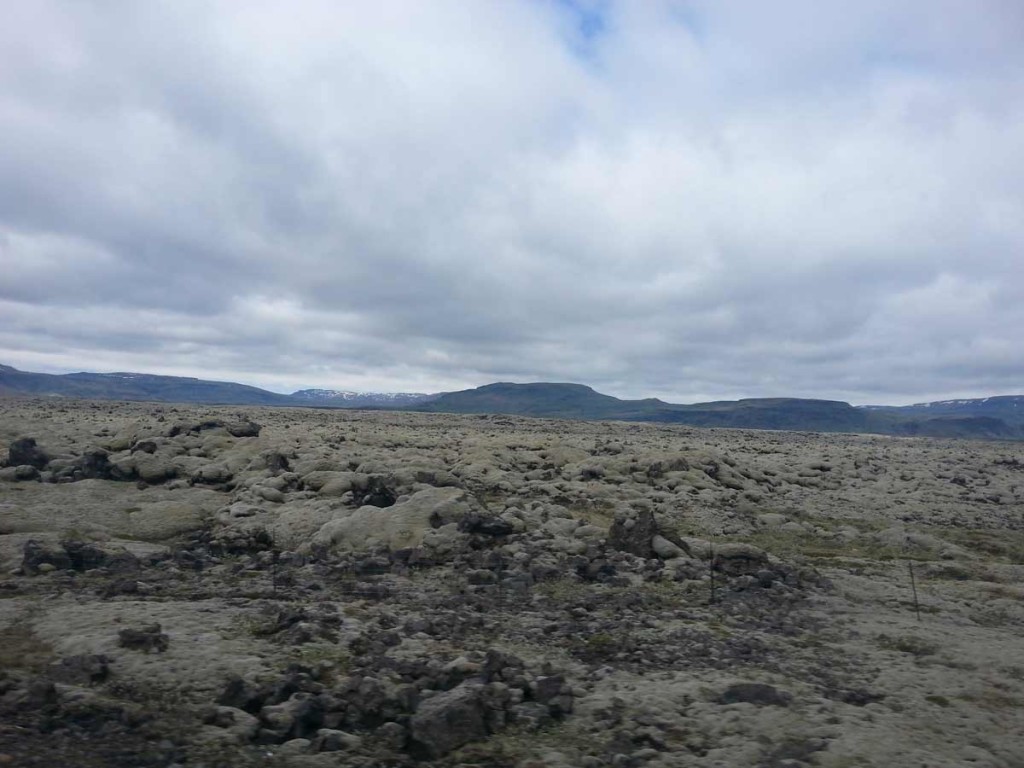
[0, 398, 1022, 768]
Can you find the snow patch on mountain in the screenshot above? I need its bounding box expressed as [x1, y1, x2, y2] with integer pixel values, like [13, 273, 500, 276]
[290, 389, 435, 407]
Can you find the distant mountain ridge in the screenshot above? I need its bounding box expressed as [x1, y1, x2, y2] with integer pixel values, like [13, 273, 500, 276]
[2, 364, 1022, 440]
[414, 384, 869, 430]
[0, 364, 428, 408]
[865, 395, 1024, 419]
[412, 383, 1024, 439]
[0, 365, 294, 406]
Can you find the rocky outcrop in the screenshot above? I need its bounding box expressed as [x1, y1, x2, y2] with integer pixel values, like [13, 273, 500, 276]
[21, 539, 72, 575]
[308, 487, 478, 553]
[5, 437, 50, 469]
[166, 418, 261, 438]
[608, 508, 690, 559]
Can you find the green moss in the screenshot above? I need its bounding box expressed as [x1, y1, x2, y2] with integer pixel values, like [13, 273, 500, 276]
[743, 524, 942, 563]
[289, 642, 351, 674]
[942, 529, 1024, 564]
[583, 632, 617, 653]
[876, 633, 939, 657]
[956, 690, 1022, 710]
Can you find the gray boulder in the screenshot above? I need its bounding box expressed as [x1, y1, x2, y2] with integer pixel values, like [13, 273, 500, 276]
[409, 683, 487, 758]
[133, 454, 178, 484]
[260, 692, 324, 740]
[712, 543, 769, 576]
[315, 728, 363, 752]
[204, 706, 261, 743]
[226, 419, 262, 438]
[652, 534, 688, 559]
[191, 463, 233, 485]
[0, 464, 39, 481]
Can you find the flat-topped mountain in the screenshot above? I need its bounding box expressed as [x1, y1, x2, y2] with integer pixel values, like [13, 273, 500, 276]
[414, 382, 664, 420]
[416, 385, 870, 431]
[416, 382, 1024, 439]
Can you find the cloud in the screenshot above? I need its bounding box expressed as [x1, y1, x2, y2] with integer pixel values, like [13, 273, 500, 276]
[1, 0, 1022, 404]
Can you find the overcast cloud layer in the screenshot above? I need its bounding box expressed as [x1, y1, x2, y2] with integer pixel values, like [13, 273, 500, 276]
[1, 1, 1023, 404]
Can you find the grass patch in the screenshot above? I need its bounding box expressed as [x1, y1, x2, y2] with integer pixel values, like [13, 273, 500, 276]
[876, 633, 939, 657]
[941, 529, 1024, 564]
[453, 717, 598, 765]
[287, 642, 352, 675]
[533, 576, 589, 602]
[744, 528, 904, 562]
[978, 583, 1024, 599]
[956, 690, 1023, 710]
[1001, 665, 1024, 681]
[922, 563, 975, 581]
[0, 617, 54, 672]
[569, 498, 616, 528]
[575, 579, 694, 611]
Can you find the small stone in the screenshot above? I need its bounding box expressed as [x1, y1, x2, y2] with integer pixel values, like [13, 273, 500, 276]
[315, 729, 363, 752]
[118, 623, 169, 653]
[13, 465, 40, 480]
[204, 706, 260, 742]
[718, 682, 792, 707]
[375, 721, 406, 750]
[278, 738, 311, 755]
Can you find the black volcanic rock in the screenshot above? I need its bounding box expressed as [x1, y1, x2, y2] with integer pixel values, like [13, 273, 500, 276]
[6, 437, 50, 469]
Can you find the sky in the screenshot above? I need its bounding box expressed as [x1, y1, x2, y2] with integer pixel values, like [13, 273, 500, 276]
[1, 1, 1022, 405]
